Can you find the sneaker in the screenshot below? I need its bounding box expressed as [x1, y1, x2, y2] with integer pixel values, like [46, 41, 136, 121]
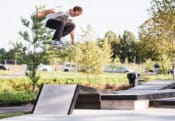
[51, 40, 65, 47]
[51, 40, 57, 45]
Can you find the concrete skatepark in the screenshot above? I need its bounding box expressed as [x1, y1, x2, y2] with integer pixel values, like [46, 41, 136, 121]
[2, 80, 175, 121]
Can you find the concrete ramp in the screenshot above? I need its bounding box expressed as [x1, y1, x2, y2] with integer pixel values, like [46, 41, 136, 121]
[32, 84, 79, 115]
[32, 84, 103, 115]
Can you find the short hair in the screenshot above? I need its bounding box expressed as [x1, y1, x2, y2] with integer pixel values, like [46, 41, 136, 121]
[73, 6, 83, 13]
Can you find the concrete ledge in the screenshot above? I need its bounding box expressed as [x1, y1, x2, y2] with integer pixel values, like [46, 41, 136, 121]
[150, 97, 175, 107]
[101, 89, 175, 100]
[101, 100, 149, 110]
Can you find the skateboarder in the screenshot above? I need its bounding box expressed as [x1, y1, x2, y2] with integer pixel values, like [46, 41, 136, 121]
[36, 6, 83, 46]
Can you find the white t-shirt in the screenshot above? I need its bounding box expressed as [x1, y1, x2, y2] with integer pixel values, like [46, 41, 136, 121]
[45, 7, 72, 24]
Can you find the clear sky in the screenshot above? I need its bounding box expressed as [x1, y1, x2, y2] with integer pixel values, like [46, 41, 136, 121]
[0, 0, 151, 49]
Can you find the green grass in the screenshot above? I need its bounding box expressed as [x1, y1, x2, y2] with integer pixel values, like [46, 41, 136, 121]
[39, 71, 127, 80]
[148, 74, 172, 80]
[141, 74, 173, 82]
[37, 71, 129, 89]
[0, 71, 173, 90]
[0, 71, 129, 90]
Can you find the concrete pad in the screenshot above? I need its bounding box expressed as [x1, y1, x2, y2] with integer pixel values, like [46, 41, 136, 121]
[2, 109, 175, 121]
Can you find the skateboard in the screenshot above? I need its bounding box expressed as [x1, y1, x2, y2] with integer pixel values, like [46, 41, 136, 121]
[43, 41, 72, 49]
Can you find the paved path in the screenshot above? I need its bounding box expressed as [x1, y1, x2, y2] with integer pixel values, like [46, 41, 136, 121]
[0, 105, 33, 114]
[0, 71, 25, 79]
[1, 109, 175, 121]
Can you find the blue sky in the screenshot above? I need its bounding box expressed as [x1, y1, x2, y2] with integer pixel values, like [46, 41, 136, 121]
[0, 0, 151, 49]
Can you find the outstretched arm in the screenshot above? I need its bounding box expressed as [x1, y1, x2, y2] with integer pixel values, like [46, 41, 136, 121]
[35, 9, 55, 19]
[70, 31, 75, 45]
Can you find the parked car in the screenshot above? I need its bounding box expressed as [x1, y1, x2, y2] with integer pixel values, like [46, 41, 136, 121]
[63, 63, 76, 72]
[153, 64, 160, 73]
[104, 65, 115, 73]
[145, 63, 160, 73]
[37, 64, 52, 72]
[114, 66, 133, 73]
[0, 64, 9, 70]
[104, 65, 133, 73]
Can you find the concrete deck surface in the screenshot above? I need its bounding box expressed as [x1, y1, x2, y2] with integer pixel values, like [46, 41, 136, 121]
[1, 108, 175, 121]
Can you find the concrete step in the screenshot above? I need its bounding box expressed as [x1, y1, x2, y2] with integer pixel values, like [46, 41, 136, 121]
[150, 97, 175, 108]
[75, 94, 101, 109]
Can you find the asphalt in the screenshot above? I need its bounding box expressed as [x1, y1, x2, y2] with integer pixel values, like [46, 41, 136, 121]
[0, 105, 33, 114]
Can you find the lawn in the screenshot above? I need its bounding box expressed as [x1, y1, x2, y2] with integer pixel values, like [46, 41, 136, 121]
[0, 71, 173, 90]
[0, 71, 129, 90]
[38, 71, 129, 86]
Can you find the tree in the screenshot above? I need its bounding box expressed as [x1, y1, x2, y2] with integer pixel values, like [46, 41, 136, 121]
[74, 41, 105, 84]
[139, 0, 175, 77]
[140, 0, 175, 58]
[0, 48, 19, 64]
[72, 25, 111, 84]
[98, 31, 120, 60]
[0, 48, 7, 62]
[139, 18, 167, 61]
[15, 5, 52, 92]
[9, 41, 25, 65]
[117, 31, 137, 63]
[158, 55, 172, 74]
[144, 59, 154, 72]
[101, 39, 112, 64]
[98, 30, 138, 63]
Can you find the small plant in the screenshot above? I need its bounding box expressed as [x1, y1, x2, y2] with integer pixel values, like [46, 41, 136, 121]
[144, 59, 153, 72]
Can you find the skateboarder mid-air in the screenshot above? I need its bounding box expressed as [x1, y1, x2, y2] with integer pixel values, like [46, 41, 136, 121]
[36, 6, 83, 46]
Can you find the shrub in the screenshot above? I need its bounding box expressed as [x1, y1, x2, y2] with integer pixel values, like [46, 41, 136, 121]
[0, 90, 37, 106]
